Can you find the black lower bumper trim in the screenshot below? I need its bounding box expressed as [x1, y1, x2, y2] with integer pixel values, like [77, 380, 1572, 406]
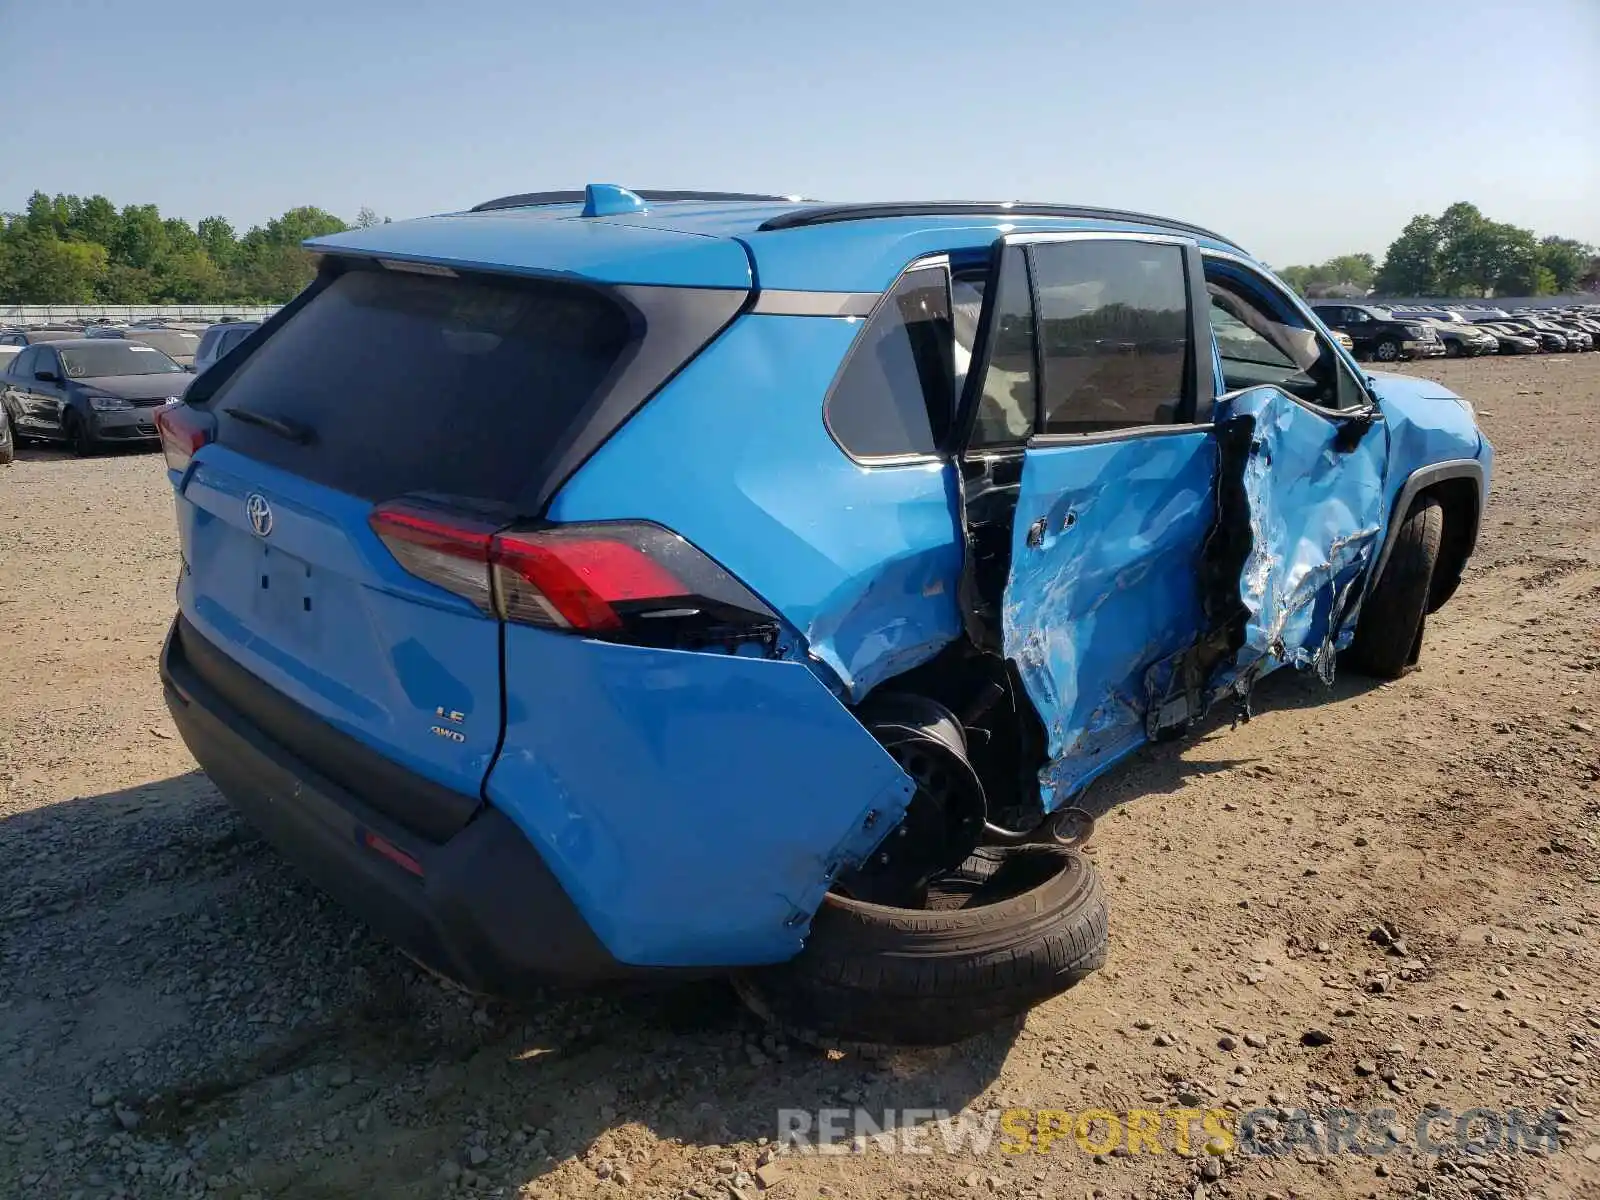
[160, 615, 668, 993]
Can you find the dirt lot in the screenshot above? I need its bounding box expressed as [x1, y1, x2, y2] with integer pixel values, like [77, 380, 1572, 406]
[2, 353, 1598, 1200]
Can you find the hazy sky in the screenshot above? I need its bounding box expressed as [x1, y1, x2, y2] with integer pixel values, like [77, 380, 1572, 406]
[3, 0, 1596, 266]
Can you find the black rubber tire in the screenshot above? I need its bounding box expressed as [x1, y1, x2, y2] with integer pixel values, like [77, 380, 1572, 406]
[735, 844, 1107, 1048]
[1444, 340, 1462, 359]
[1349, 496, 1443, 680]
[65, 413, 94, 458]
[1374, 337, 1402, 362]
[0, 415, 13, 466]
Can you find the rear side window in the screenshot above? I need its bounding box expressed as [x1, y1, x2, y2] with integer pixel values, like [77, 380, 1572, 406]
[1030, 240, 1191, 434]
[826, 266, 953, 458]
[970, 247, 1038, 447]
[202, 267, 634, 504]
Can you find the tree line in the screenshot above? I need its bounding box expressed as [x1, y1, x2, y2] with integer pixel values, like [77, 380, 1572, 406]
[1276, 202, 1597, 300]
[0, 191, 391, 305]
[5, 191, 1596, 305]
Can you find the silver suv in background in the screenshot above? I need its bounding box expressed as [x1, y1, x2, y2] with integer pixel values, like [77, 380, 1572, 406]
[193, 321, 260, 374]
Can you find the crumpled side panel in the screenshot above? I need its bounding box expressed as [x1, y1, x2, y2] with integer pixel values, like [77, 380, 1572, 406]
[1210, 387, 1389, 696]
[1002, 430, 1216, 808]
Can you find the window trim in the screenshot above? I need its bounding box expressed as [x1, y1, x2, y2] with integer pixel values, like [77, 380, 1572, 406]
[1201, 249, 1375, 418]
[820, 254, 958, 468]
[999, 230, 1213, 447]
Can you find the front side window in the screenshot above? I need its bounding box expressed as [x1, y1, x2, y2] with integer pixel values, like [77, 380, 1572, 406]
[1030, 240, 1191, 435]
[826, 265, 954, 458]
[11, 346, 38, 378]
[1205, 259, 1366, 411]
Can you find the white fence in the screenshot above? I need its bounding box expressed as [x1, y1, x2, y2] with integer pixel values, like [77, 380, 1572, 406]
[1, 304, 280, 325]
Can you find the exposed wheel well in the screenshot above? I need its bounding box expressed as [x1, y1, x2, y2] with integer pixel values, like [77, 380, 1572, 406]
[1421, 476, 1479, 611]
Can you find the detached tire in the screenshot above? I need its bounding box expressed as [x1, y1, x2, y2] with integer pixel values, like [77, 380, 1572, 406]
[1349, 496, 1443, 680]
[736, 845, 1107, 1048]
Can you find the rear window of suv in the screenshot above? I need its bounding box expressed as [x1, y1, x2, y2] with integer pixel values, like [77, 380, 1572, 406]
[199, 264, 634, 505]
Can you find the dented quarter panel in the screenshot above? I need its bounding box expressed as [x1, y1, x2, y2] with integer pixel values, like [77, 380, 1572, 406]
[486, 627, 914, 966]
[1003, 429, 1217, 808]
[550, 313, 965, 700]
[1211, 387, 1390, 692]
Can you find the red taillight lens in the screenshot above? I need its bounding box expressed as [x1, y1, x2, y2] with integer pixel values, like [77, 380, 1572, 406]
[493, 530, 688, 631]
[368, 502, 498, 613]
[154, 404, 213, 473]
[368, 503, 779, 648]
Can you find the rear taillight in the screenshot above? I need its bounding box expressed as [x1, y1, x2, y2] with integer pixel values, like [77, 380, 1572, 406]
[154, 404, 213, 472]
[366, 502, 499, 612]
[368, 502, 779, 649]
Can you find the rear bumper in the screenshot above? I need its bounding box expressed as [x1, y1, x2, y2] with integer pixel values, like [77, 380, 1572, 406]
[159, 614, 667, 993]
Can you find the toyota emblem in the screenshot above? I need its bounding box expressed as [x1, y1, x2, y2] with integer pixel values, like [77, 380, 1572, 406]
[245, 493, 273, 538]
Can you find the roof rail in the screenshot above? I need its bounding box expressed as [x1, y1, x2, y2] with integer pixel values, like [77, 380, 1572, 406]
[470, 189, 803, 214]
[755, 201, 1237, 246]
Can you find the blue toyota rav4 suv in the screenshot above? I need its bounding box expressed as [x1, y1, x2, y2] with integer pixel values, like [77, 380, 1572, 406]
[156, 186, 1491, 1045]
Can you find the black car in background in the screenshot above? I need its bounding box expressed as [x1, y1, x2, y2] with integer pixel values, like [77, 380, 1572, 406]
[1480, 318, 1569, 353]
[1471, 323, 1542, 354]
[0, 338, 190, 455]
[1309, 302, 1445, 362]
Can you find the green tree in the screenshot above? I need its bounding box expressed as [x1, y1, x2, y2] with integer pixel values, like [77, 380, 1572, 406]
[1536, 237, 1594, 293]
[158, 249, 227, 303]
[1375, 215, 1442, 295]
[197, 215, 237, 268]
[6, 235, 108, 302]
[111, 204, 170, 272]
[72, 195, 120, 248]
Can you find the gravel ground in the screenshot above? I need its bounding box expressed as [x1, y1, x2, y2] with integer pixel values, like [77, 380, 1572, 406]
[2, 353, 1598, 1200]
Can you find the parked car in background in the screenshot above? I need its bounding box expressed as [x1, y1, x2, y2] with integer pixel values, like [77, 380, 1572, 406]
[1, 327, 85, 351]
[1409, 316, 1499, 358]
[193, 320, 261, 373]
[1, 338, 190, 455]
[153, 185, 1493, 1046]
[1472, 323, 1542, 354]
[84, 324, 203, 368]
[1524, 316, 1594, 351]
[1310, 302, 1445, 361]
[1483, 318, 1569, 353]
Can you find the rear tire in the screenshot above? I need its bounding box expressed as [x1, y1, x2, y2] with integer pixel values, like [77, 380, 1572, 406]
[736, 844, 1108, 1048]
[1349, 497, 1444, 680]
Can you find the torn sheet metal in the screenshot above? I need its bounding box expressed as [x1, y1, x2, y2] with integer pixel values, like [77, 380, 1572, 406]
[1002, 429, 1217, 810]
[1207, 386, 1390, 701]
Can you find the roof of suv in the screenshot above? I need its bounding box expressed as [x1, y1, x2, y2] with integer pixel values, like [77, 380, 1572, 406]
[307, 190, 1251, 294]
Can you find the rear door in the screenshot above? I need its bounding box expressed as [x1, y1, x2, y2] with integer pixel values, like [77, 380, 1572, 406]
[983, 233, 1221, 807]
[173, 261, 646, 839]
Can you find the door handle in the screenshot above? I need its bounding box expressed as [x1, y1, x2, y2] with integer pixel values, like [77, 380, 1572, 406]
[1026, 517, 1047, 548]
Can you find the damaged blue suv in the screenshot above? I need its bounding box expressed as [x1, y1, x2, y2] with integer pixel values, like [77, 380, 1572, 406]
[156, 186, 1491, 1045]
